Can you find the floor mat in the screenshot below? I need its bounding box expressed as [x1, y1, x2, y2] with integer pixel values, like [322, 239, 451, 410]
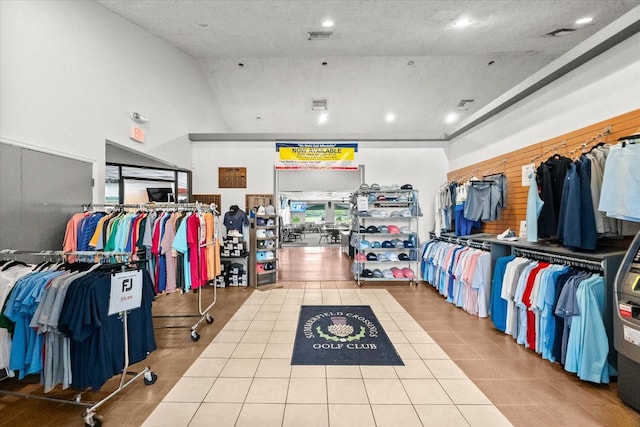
[291, 305, 404, 365]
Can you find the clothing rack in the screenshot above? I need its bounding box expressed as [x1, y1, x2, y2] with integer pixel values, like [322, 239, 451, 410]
[531, 141, 568, 163]
[428, 232, 490, 250]
[0, 251, 157, 426]
[566, 126, 613, 158]
[512, 247, 604, 272]
[482, 159, 507, 177]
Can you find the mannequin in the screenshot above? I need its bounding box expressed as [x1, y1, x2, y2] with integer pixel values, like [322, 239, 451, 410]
[223, 205, 249, 235]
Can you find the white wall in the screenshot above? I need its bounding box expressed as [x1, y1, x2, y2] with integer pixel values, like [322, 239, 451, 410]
[192, 141, 449, 240]
[448, 31, 640, 170]
[0, 0, 227, 202]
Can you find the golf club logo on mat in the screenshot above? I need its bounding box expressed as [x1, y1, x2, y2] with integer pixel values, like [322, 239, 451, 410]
[292, 305, 403, 365]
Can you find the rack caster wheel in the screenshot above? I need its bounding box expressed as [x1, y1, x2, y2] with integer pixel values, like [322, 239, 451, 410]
[205, 314, 214, 324]
[144, 372, 158, 386]
[191, 331, 200, 341]
[85, 415, 103, 427]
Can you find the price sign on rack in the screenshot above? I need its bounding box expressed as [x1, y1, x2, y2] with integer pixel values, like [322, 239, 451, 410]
[109, 270, 143, 315]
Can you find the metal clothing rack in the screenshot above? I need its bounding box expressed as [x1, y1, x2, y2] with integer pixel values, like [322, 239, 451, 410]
[0, 250, 157, 427]
[513, 247, 604, 272]
[428, 232, 490, 251]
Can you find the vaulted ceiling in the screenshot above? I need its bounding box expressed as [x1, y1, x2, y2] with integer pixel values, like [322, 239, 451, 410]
[96, 0, 640, 139]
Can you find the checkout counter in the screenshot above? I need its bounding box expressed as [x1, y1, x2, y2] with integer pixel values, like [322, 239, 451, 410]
[614, 231, 640, 411]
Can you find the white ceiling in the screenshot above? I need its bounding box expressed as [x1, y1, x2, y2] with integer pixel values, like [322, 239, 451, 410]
[95, 0, 640, 139]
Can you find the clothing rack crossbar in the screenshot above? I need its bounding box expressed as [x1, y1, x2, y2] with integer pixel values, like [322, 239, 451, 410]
[513, 247, 604, 271]
[428, 233, 490, 250]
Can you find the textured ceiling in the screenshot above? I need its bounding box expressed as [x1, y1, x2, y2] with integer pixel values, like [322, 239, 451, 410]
[96, 0, 640, 139]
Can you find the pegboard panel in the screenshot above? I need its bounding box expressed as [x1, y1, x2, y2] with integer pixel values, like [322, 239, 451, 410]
[448, 109, 640, 236]
[218, 167, 247, 188]
[191, 194, 222, 209]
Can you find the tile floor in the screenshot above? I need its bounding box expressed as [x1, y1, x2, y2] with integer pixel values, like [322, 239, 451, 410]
[142, 288, 511, 427]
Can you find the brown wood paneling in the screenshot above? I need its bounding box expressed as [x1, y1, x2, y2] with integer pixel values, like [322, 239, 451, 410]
[447, 109, 640, 236]
[191, 193, 222, 209]
[219, 167, 247, 188]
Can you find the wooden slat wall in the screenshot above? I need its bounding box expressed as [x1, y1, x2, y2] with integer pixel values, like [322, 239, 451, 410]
[447, 109, 640, 236]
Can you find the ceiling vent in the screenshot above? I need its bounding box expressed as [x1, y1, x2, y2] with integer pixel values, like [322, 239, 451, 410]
[456, 99, 475, 111]
[311, 98, 328, 111]
[307, 31, 333, 41]
[544, 28, 576, 37]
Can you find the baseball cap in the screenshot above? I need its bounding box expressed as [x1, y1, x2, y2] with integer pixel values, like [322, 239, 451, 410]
[388, 225, 401, 234]
[370, 183, 381, 190]
[401, 226, 411, 234]
[256, 229, 267, 238]
[267, 218, 275, 226]
[257, 206, 266, 215]
[366, 252, 378, 261]
[390, 211, 401, 218]
[266, 229, 275, 237]
[391, 267, 404, 278]
[264, 262, 275, 270]
[383, 269, 394, 279]
[359, 183, 370, 191]
[387, 252, 399, 262]
[355, 253, 367, 262]
[265, 205, 275, 215]
[372, 269, 383, 278]
[398, 253, 410, 261]
[377, 195, 386, 201]
[403, 240, 415, 248]
[265, 240, 276, 249]
[362, 269, 374, 278]
[392, 239, 404, 247]
[368, 194, 377, 202]
[256, 251, 267, 261]
[400, 209, 411, 217]
[257, 240, 266, 249]
[378, 225, 389, 233]
[377, 253, 389, 262]
[256, 263, 265, 272]
[402, 268, 415, 278]
[265, 251, 275, 260]
[359, 240, 372, 249]
[366, 225, 379, 233]
[381, 240, 394, 248]
[401, 184, 413, 190]
[372, 241, 382, 248]
[257, 218, 268, 226]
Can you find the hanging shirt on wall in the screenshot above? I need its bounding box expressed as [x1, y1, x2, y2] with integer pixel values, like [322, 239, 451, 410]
[223, 208, 249, 233]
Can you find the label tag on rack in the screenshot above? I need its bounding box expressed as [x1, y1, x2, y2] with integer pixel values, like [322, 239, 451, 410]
[109, 270, 143, 315]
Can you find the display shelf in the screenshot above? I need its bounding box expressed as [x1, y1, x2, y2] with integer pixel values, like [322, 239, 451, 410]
[249, 210, 279, 287]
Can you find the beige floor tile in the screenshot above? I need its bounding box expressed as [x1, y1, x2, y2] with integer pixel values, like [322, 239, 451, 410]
[212, 330, 246, 343]
[291, 365, 326, 378]
[394, 320, 423, 331]
[263, 342, 294, 358]
[424, 359, 467, 379]
[162, 377, 215, 402]
[142, 402, 199, 427]
[363, 378, 411, 404]
[280, 303, 302, 312]
[458, 405, 513, 427]
[240, 330, 271, 343]
[389, 312, 416, 322]
[230, 342, 267, 358]
[254, 311, 280, 321]
[231, 309, 259, 321]
[282, 404, 329, 427]
[200, 342, 237, 358]
[401, 378, 453, 404]
[255, 358, 292, 378]
[287, 378, 328, 403]
[371, 404, 423, 427]
[394, 359, 434, 379]
[403, 330, 435, 344]
[248, 319, 276, 331]
[273, 320, 298, 331]
[269, 330, 295, 343]
[326, 365, 362, 378]
[259, 303, 283, 312]
[222, 319, 252, 330]
[439, 379, 492, 404]
[386, 329, 409, 343]
[413, 343, 450, 359]
[235, 403, 285, 427]
[183, 357, 227, 377]
[327, 378, 369, 404]
[245, 378, 290, 403]
[218, 358, 260, 377]
[359, 365, 398, 378]
[328, 404, 376, 427]
[380, 319, 400, 331]
[188, 403, 242, 427]
[278, 311, 301, 320]
[394, 343, 421, 359]
[414, 404, 470, 427]
[203, 377, 252, 402]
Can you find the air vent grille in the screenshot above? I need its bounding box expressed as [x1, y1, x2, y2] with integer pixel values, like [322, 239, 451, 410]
[457, 99, 475, 111]
[311, 98, 328, 111]
[307, 31, 333, 40]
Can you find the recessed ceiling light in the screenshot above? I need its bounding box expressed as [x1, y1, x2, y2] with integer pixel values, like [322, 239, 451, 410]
[386, 113, 395, 123]
[321, 61, 328, 66]
[444, 112, 458, 124]
[407, 60, 415, 66]
[197, 23, 209, 28]
[256, 116, 262, 120]
[488, 60, 495, 66]
[238, 62, 245, 68]
[318, 112, 328, 124]
[575, 17, 593, 25]
[453, 17, 472, 28]
[322, 19, 334, 28]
